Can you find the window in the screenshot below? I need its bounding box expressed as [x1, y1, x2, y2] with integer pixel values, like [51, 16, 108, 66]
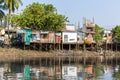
[64, 35, 68, 42]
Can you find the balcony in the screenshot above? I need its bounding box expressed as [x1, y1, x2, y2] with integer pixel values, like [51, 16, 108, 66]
[85, 31, 95, 34]
[86, 23, 95, 28]
[85, 28, 95, 34]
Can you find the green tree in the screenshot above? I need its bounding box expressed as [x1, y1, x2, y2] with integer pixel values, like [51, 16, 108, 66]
[0, 9, 4, 26]
[12, 2, 67, 30]
[4, 0, 23, 14]
[112, 25, 120, 41]
[4, 0, 23, 34]
[94, 64, 104, 78]
[94, 24, 104, 51]
[0, 0, 5, 25]
[113, 71, 120, 79]
[94, 24, 103, 43]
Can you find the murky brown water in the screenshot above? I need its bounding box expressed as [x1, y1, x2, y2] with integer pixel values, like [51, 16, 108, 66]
[0, 61, 119, 80]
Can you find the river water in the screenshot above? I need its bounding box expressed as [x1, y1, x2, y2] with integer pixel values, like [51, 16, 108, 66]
[0, 61, 119, 80]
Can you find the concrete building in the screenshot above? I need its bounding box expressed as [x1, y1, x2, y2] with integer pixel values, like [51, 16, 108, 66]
[64, 24, 76, 31]
[82, 18, 95, 44]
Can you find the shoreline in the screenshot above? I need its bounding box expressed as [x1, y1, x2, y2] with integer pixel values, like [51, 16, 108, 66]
[0, 47, 119, 62]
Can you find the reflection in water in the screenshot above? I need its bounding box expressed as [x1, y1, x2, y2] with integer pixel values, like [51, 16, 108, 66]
[0, 62, 119, 80]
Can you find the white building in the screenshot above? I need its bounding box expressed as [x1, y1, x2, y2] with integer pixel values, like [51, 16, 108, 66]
[64, 24, 76, 31]
[103, 30, 112, 43]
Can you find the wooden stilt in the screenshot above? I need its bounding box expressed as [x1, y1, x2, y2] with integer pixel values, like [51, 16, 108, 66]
[69, 44, 71, 51]
[69, 57, 71, 65]
[62, 43, 63, 50]
[46, 57, 47, 66]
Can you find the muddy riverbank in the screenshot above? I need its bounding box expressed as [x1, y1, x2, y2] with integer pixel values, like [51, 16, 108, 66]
[0, 48, 119, 62]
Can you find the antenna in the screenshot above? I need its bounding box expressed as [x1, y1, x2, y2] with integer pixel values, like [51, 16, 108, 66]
[93, 17, 94, 23]
[83, 17, 86, 25]
[78, 21, 80, 29]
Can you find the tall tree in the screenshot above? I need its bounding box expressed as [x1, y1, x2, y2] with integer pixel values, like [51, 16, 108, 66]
[4, 0, 23, 32]
[94, 24, 103, 43]
[4, 0, 23, 14]
[94, 24, 104, 51]
[112, 25, 120, 41]
[11, 2, 67, 30]
[0, 0, 5, 25]
[0, 10, 4, 25]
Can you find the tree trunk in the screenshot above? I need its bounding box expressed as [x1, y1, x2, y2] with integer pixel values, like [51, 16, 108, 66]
[0, 20, 2, 25]
[8, 10, 11, 39]
[105, 41, 107, 52]
[83, 42, 86, 65]
[96, 43, 99, 52]
[83, 42, 86, 51]
[116, 43, 117, 52]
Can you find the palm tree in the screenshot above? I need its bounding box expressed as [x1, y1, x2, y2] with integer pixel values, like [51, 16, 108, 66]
[0, 10, 4, 25]
[4, 0, 23, 37]
[0, 0, 5, 25]
[4, 0, 23, 14]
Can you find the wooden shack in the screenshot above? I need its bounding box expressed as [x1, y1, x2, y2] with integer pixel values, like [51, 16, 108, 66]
[40, 31, 55, 43]
[55, 32, 61, 43]
[31, 31, 40, 42]
[48, 32, 55, 43]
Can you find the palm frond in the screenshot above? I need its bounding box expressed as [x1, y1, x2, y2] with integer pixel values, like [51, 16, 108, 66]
[18, 0, 23, 5]
[4, 0, 23, 13]
[0, 10, 4, 19]
[0, 0, 4, 4]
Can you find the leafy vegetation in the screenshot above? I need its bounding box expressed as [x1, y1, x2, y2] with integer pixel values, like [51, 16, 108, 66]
[112, 25, 120, 41]
[0, 0, 5, 25]
[4, 0, 23, 13]
[113, 71, 120, 79]
[94, 24, 104, 51]
[4, 0, 23, 28]
[12, 2, 67, 30]
[94, 24, 104, 43]
[94, 64, 104, 77]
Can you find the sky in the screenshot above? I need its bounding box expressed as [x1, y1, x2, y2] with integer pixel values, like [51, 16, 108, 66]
[15, 0, 120, 29]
